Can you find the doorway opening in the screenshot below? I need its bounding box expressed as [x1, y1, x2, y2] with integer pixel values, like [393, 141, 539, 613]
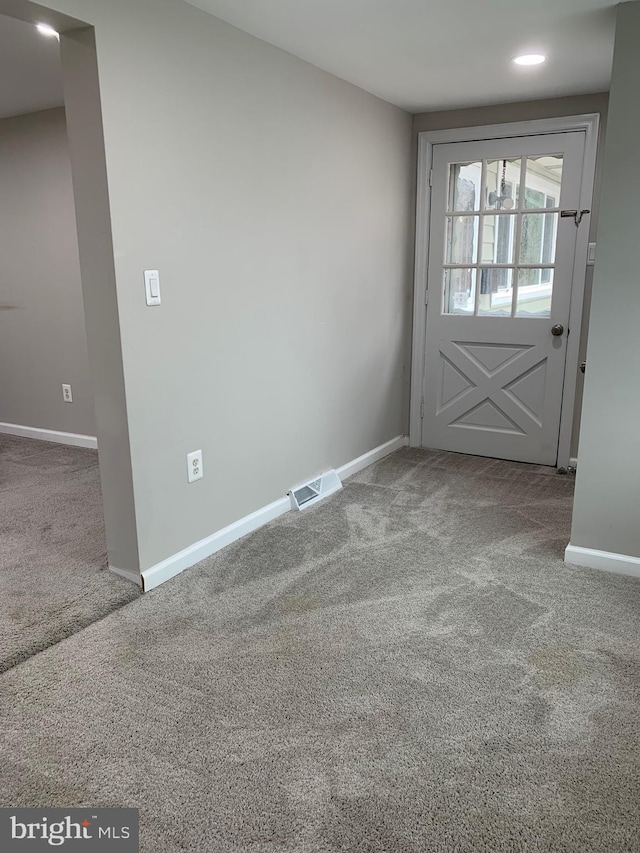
[0, 11, 139, 673]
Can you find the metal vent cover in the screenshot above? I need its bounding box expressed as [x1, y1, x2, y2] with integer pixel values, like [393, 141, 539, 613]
[290, 470, 342, 511]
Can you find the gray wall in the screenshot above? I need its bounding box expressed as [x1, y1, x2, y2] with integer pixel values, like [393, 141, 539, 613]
[570, 1, 640, 560]
[4, 0, 414, 573]
[0, 107, 95, 436]
[61, 29, 139, 572]
[413, 93, 609, 458]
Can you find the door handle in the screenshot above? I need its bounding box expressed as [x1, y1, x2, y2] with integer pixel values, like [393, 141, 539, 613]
[551, 324, 564, 336]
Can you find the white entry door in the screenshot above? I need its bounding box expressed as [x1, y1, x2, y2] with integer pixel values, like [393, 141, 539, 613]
[421, 132, 586, 466]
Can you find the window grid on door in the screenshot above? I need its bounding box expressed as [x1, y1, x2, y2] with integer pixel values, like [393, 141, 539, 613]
[442, 154, 563, 318]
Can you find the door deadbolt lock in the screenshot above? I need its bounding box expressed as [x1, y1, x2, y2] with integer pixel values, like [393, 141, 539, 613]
[551, 324, 564, 337]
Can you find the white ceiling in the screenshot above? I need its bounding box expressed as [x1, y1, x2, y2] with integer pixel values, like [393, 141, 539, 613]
[0, 14, 63, 120]
[0, 1, 616, 119]
[187, 0, 617, 112]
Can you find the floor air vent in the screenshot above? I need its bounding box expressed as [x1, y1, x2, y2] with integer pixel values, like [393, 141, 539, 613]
[290, 470, 342, 511]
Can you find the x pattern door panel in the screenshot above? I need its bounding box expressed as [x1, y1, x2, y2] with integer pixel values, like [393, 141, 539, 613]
[438, 341, 546, 436]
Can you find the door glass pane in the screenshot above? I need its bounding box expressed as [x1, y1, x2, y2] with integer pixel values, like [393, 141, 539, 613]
[515, 269, 554, 317]
[445, 216, 478, 264]
[485, 159, 521, 210]
[447, 162, 482, 211]
[523, 155, 563, 209]
[481, 214, 516, 264]
[444, 268, 476, 315]
[520, 213, 558, 265]
[439, 149, 565, 320]
[478, 269, 514, 316]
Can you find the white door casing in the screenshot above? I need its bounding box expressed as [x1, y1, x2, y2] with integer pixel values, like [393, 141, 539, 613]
[410, 117, 599, 468]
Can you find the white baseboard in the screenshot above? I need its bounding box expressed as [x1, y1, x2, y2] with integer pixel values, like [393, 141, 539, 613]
[137, 434, 407, 593]
[336, 434, 408, 481]
[138, 495, 291, 592]
[564, 544, 640, 579]
[0, 422, 97, 449]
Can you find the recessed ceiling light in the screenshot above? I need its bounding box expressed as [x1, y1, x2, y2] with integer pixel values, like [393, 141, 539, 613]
[36, 23, 60, 40]
[513, 54, 546, 66]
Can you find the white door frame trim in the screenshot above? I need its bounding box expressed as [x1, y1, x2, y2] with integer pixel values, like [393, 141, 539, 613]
[409, 114, 600, 469]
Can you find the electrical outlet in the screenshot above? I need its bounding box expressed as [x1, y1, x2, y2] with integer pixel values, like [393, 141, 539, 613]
[62, 384, 73, 403]
[187, 449, 203, 483]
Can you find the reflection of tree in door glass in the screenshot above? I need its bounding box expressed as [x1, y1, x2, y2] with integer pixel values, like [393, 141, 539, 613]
[448, 162, 481, 211]
[446, 216, 477, 265]
[520, 213, 558, 287]
[456, 178, 475, 211]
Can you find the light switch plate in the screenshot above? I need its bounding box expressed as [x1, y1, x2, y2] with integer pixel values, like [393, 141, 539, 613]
[587, 243, 596, 266]
[144, 270, 161, 306]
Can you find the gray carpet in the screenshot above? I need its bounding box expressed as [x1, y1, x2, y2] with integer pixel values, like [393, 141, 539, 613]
[1, 448, 639, 852]
[0, 433, 140, 672]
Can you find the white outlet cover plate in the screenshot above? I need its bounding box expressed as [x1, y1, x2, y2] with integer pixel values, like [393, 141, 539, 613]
[62, 383, 73, 402]
[187, 449, 203, 483]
